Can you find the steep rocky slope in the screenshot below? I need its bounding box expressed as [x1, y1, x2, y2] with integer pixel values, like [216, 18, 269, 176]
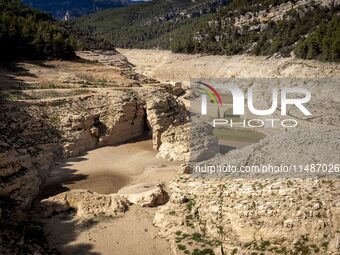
[72, 0, 229, 48]
[120, 49, 340, 255]
[0, 50, 189, 254]
[156, 174, 340, 254]
[184, 0, 340, 61]
[0, 50, 187, 209]
[1, 49, 339, 254]
[73, 0, 340, 61]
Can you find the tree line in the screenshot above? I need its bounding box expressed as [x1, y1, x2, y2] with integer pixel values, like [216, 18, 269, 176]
[0, 0, 76, 61]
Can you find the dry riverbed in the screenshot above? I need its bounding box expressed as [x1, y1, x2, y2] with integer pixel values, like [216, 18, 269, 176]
[36, 138, 179, 255]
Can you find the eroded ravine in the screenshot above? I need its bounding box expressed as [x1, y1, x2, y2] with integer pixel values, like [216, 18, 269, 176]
[0, 50, 187, 255]
[36, 137, 179, 255]
[1, 49, 340, 255]
[117, 49, 340, 255]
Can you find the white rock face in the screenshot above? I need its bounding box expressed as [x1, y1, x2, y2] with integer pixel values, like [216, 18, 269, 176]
[157, 123, 220, 162]
[0, 81, 188, 209]
[154, 127, 340, 254]
[200, 127, 340, 178]
[118, 182, 169, 207]
[40, 184, 169, 219]
[40, 190, 129, 218]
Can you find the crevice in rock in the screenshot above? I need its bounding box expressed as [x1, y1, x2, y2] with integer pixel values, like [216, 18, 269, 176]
[92, 115, 108, 137]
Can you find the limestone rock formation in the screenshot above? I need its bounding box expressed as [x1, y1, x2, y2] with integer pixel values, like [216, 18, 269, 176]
[0, 51, 188, 209]
[155, 178, 340, 254]
[198, 127, 340, 178]
[40, 189, 129, 218]
[154, 127, 340, 255]
[156, 124, 191, 161]
[140, 90, 188, 150]
[157, 123, 220, 162]
[118, 182, 169, 207]
[40, 183, 169, 219]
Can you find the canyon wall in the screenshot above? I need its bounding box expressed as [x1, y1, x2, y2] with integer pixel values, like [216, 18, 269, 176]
[0, 52, 188, 209]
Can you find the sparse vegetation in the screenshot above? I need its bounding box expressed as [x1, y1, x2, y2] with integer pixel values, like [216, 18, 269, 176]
[192, 248, 215, 255]
[178, 244, 187, 250]
[0, 89, 93, 100]
[186, 198, 196, 211]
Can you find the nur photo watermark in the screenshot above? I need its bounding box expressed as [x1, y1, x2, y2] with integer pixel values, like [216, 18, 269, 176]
[189, 78, 340, 178]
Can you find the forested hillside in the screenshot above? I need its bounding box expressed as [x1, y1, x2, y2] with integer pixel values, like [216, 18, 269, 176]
[72, 0, 228, 49]
[175, 0, 340, 62]
[73, 0, 340, 62]
[0, 0, 76, 61]
[22, 0, 130, 20]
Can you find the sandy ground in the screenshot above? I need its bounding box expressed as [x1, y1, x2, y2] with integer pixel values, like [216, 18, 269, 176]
[43, 206, 173, 255]
[0, 58, 136, 90]
[38, 138, 179, 255]
[41, 138, 179, 197]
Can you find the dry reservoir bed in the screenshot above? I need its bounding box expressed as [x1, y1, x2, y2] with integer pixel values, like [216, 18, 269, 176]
[34, 138, 179, 255]
[40, 138, 179, 197]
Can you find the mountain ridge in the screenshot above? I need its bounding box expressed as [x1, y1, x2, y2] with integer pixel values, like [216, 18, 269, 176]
[72, 0, 340, 62]
[22, 0, 132, 20]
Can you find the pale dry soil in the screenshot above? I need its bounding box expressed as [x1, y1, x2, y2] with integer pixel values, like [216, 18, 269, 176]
[43, 206, 172, 255]
[117, 48, 340, 85]
[39, 138, 179, 255]
[42, 138, 178, 196]
[118, 48, 340, 130]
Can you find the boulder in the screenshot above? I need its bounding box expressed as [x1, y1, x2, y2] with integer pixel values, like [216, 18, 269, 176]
[40, 189, 129, 218]
[157, 123, 219, 162]
[118, 182, 169, 207]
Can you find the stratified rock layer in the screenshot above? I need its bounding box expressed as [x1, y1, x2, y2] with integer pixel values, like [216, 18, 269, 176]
[0, 51, 188, 208]
[41, 189, 129, 218]
[157, 123, 219, 162]
[155, 128, 340, 255]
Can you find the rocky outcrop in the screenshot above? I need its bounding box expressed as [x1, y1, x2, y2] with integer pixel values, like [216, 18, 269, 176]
[58, 92, 146, 157]
[155, 178, 340, 255]
[0, 51, 188, 208]
[156, 124, 191, 161]
[0, 92, 144, 207]
[40, 183, 169, 218]
[157, 123, 220, 162]
[118, 182, 169, 207]
[140, 90, 189, 150]
[40, 189, 129, 218]
[154, 128, 340, 255]
[143, 0, 229, 26]
[0, 104, 59, 208]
